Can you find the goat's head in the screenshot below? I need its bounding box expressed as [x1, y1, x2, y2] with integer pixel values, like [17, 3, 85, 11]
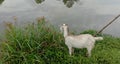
[60, 24, 69, 33]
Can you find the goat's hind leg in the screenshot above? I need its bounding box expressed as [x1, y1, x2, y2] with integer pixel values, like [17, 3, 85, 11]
[87, 46, 94, 57]
[87, 48, 92, 57]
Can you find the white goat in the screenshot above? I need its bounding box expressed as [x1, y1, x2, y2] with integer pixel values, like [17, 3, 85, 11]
[60, 24, 103, 57]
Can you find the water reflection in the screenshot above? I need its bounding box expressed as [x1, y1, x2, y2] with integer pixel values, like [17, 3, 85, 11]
[0, 0, 79, 8]
[62, 0, 79, 8]
[0, 0, 4, 4]
[34, 0, 79, 8]
[35, 0, 45, 4]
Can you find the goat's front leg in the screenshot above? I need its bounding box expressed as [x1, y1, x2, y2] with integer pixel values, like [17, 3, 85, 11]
[68, 46, 72, 56]
[72, 48, 74, 54]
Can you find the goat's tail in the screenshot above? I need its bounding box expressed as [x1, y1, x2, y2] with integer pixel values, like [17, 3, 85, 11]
[94, 37, 103, 40]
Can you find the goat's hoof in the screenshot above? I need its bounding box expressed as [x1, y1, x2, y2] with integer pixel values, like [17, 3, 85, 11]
[85, 55, 88, 57]
[85, 53, 90, 57]
[69, 55, 74, 57]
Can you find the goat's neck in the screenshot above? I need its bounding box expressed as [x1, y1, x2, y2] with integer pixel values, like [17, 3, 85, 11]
[63, 28, 69, 37]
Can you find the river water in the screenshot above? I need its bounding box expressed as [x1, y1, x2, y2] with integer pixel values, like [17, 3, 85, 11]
[0, 0, 120, 37]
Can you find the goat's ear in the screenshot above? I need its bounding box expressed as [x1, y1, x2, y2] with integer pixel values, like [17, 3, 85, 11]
[65, 24, 68, 26]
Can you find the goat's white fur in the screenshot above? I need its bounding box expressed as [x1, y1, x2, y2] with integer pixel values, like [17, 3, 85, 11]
[60, 24, 103, 57]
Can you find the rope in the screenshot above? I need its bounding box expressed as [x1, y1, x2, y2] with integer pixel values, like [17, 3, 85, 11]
[94, 14, 120, 36]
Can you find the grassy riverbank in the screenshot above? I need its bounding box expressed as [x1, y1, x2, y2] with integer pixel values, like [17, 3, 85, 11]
[0, 17, 120, 64]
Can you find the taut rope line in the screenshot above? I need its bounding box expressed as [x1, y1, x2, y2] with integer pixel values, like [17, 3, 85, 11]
[94, 14, 120, 36]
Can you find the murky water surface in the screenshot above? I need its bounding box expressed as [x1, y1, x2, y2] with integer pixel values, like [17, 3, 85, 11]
[0, 0, 120, 37]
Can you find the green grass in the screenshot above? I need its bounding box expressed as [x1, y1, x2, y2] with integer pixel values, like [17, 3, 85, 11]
[0, 0, 4, 4]
[0, 17, 120, 64]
